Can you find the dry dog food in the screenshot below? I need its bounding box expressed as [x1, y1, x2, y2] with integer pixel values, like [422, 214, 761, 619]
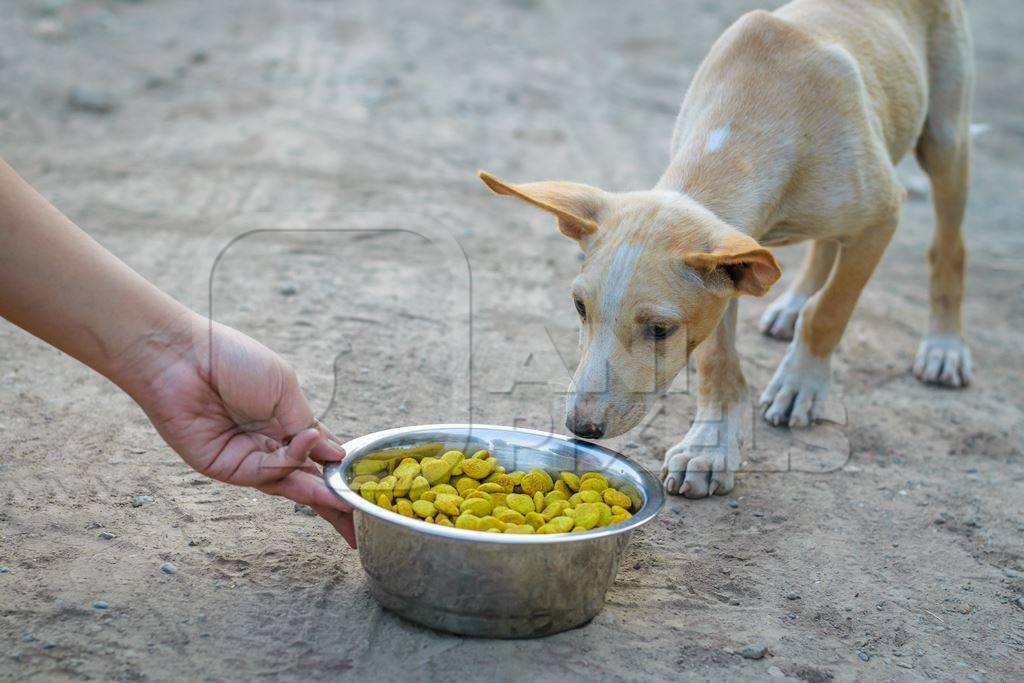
[348, 444, 637, 535]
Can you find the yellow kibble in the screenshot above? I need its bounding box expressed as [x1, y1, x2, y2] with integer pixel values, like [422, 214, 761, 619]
[466, 490, 492, 503]
[524, 512, 545, 530]
[541, 500, 569, 521]
[393, 472, 415, 498]
[420, 457, 452, 485]
[597, 502, 612, 527]
[352, 459, 388, 476]
[455, 513, 480, 530]
[460, 497, 493, 516]
[441, 450, 465, 469]
[562, 507, 576, 519]
[533, 491, 545, 512]
[403, 442, 444, 458]
[603, 488, 632, 510]
[560, 471, 581, 491]
[506, 493, 534, 515]
[580, 475, 609, 493]
[490, 492, 508, 508]
[393, 461, 420, 479]
[610, 505, 632, 517]
[492, 505, 509, 516]
[394, 499, 414, 517]
[479, 482, 505, 494]
[545, 516, 574, 533]
[349, 474, 379, 491]
[509, 471, 526, 486]
[436, 514, 454, 527]
[412, 499, 436, 518]
[497, 510, 525, 524]
[579, 472, 604, 482]
[461, 457, 496, 479]
[421, 490, 438, 503]
[434, 493, 464, 516]
[360, 482, 378, 502]
[578, 489, 602, 504]
[409, 476, 430, 502]
[609, 514, 630, 525]
[574, 503, 602, 530]
[568, 493, 583, 506]
[431, 484, 458, 496]
[477, 516, 507, 532]
[471, 449, 490, 460]
[520, 468, 554, 496]
[376, 492, 393, 509]
[454, 476, 478, 495]
[504, 524, 535, 534]
[484, 473, 516, 493]
[553, 480, 571, 497]
[544, 490, 568, 506]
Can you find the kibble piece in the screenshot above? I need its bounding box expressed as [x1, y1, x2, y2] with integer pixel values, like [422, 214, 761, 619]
[479, 482, 505, 494]
[409, 476, 430, 501]
[420, 457, 452, 485]
[597, 502, 613, 527]
[421, 490, 438, 503]
[492, 505, 509, 516]
[568, 493, 583, 506]
[349, 474, 379, 491]
[352, 459, 388, 476]
[553, 480, 571, 497]
[610, 505, 632, 517]
[541, 500, 569, 521]
[545, 516, 574, 533]
[436, 514, 454, 527]
[609, 514, 630, 525]
[471, 449, 491, 460]
[544, 490, 568, 506]
[461, 457, 496, 480]
[441, 450, 465, 469]
[497, 510, 525, 524]
[393, 473, 415, 498]
[506, 493, 534, 515]
[412, 499, 436, 518]
[504, 524, 535, 534]
[376, 492, 393, 509]
[465, 490, 492, 503]
[562, 507, 576, 519]
[574, 503, 602, 530]
[454, 476, 478, 495]
[509, 470, 526, 486]
[393, 461, 421, 479]
[477, 516, 507, 532]
[524, 512, 545, 530]
[484, 473, 515, 493]
[455, 513, 480, 530]
[560, 471, 581, 491]
[603, 488, 632, 510]
[431, 484, 459, 497]
[360, 481, 378, 502]
[578, 489, 602, 504]
[460, 497, 493, 517]
[580, 475, 609, 492]
[533, 491, 545, 512]
[394, 499, 415, 517]
[434, 493, 464, 516]
[520, 469, 554, 496]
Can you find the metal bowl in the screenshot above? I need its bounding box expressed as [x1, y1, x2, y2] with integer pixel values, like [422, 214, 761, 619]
[324, 424, 665, 638]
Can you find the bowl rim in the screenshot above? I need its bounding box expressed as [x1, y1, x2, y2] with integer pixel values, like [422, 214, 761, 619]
[323, 423, 666, 545]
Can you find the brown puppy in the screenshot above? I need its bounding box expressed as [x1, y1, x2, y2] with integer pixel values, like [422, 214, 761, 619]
[480, 0, 974, 498]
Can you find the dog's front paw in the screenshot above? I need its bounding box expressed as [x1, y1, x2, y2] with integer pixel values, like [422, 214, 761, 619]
[758, 291, 808, 341]
[760, 341, 830, 428]
[660, 405, 743, 498]
[913, 334, 972, 388]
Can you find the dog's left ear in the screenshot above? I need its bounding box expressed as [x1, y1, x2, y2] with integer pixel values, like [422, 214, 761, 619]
[684, 234, 781, 297]
[478, 170, 609, 243]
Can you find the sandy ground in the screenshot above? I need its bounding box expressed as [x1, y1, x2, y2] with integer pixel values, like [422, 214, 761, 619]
[2, 0, 1023, 680]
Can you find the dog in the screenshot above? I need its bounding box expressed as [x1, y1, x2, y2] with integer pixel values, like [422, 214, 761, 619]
[479, 0, 974, 498]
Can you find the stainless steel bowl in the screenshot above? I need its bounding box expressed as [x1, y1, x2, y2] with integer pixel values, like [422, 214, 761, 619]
[324, 424, 665, 638]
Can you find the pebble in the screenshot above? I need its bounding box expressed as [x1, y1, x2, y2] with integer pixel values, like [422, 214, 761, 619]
[728, 500, 739, 508]
[767, 666, 784, 678]
[131, 495, 154, 507]
[1013, 597, 1024, 609]
[160, 562, 177, 575]
[857, 650, 871, 662]
[753, 511, 764, 518]
[21, 632, 33, 642]
[293, 503, 316, 516]
[786, 592, 801, 600]
[99, 531, 115, 541]
[279, 285, 298, 297]
[68, 85, 116, 114]
[0, 567, 8, 574]
[740, 640, 768, 660]
[92, 600, 109, 609]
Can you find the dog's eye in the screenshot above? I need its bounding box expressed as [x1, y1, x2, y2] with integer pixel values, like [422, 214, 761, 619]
[644, 323, 677, 341]
[574, 298, 586, 319]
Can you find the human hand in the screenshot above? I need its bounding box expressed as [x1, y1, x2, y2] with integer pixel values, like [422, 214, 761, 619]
[126, 315, 355, 547]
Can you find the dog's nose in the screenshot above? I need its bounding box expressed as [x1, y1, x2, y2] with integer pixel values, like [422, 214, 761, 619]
[566, 416, 605, 440]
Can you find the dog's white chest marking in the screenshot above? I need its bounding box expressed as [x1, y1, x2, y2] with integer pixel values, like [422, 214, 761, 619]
[705, 124, 731, 153]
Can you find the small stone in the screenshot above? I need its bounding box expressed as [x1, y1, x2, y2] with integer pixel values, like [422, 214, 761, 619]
[753, 511, 764, 518]
[99, 531, 115, 541]
[1013, 597, 1024, 609]
[160, 562, 177, 575]
[0, 567, 8, 574]
[279, 285, 298, 297]
[130, 495, 154, 507]
[857, 650, 870, 662]
[92, 600, 109, 609]
[786, 592, 800, 600]
[740, 640, 768, 660]
[68, 85, 116, 114]
[896, 661, 913, 669]
[191, 50, 209, 64]
[293, 503, 316, 517]
[728, 500, 739, 509]
[21, 632, 33, 642]
[767, 666, 784, 678]
[86, 521, 103, 529]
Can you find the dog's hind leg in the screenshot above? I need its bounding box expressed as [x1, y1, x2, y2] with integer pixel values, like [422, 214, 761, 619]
[758, 240, 838, 341]
[913, 7, 974, 387]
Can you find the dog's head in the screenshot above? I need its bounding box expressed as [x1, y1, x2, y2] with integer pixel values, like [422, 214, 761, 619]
[480, 171, 781, 439]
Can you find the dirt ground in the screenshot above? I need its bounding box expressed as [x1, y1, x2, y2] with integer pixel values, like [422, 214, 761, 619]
[2, 0, 1022, 680]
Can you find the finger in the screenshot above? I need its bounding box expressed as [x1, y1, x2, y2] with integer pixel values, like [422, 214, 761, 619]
[261, 428, 319, 475]
[263, 469, 354, 513]
[308, 436, 346, 464]
[312, 504, 357, 548]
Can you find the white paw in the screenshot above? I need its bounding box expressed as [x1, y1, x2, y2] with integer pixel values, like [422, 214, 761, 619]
[760, 341, 830, 428]
[660, 404, 743, 498]
[758, 291, 808, 341]
[913, 334, 973, 388]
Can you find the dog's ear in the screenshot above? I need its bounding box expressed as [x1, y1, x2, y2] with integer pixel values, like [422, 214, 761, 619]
[683, 233, 781, 297]
[478, 171, 608, 242]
